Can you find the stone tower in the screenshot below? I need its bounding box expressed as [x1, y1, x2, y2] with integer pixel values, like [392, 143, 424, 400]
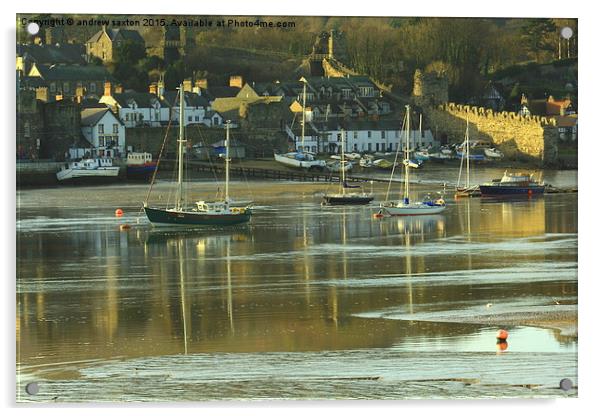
[413, 69, 449, 107]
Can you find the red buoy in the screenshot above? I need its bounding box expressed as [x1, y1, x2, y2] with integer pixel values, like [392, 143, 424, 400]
[496, 329, 508, 340]
[115, 208, 124, 217]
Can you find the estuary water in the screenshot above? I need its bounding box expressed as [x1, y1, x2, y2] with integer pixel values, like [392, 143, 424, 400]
[16, 177, 578, 401]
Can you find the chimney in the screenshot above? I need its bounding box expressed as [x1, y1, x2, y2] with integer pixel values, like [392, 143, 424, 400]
[149, 82, 158, 95]
[229, 75, 243, 89]
[196, 78, 208, 89]
[183, 78, 193, 92]
[76, 85, 86, 100]
[36, 86, 49, 103]
[103, 81, 112, 97]
[157, 75, 165, 97]
[114, 84, 123, 94]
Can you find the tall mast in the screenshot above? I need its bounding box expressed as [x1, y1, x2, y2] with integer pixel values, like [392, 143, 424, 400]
[225, 120, 230, 201]
[404, 105, 410, 203]
[176, 84, 186, 211]
[301, 81, 306, 151]
[340, 128, 346, 195]
[465, 115, 470, 188]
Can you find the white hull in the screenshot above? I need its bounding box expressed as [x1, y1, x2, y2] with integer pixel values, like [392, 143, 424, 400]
[56, 167, 120, 181]
[484, 149, 504, 158]
[382, 203, 446, 216]
[274, 153, 326, 169]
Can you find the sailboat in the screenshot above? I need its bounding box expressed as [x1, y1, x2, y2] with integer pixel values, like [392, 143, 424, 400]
[274, 80, 326, 169]
[455, 115, 481, 198]
[379, 105, 446, 216]
[323, 128, 374, 205]
[143, 84, 252, 226]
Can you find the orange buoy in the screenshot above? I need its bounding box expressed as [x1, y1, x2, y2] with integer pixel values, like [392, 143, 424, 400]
[115, 208, 124, 217]
[119, 224, 131, 231]
[496, 329, 508, 341]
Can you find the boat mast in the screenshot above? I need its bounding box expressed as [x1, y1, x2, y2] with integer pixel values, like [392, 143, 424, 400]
[404, 105, 410, 204]
[176, 84, 186, 211]
[225, 120, 231, 201]
[301, 81, 306, 152]
[465, 114, 470, 189]
[340, 128, 346, 195]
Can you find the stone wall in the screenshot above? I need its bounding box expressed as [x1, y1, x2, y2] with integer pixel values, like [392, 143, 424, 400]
[125, 125, 288, 159]
[424, 103, 559, 165]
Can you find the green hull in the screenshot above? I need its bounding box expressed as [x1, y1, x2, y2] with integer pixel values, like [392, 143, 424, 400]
[144, 206, 251, 226]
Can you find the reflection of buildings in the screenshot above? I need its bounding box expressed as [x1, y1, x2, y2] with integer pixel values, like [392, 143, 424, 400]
[459, 198, 547, 238]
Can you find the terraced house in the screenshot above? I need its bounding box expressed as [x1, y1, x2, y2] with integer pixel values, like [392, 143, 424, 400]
[26, 63, 114, 100]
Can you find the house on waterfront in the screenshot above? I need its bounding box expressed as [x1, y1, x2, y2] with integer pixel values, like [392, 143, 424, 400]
[86, 26, 145, 62]
[289, 119, 436, 154]
[100, 81, 170, 128]
[80, 107, 126, 157]
[100, 80, 222, 128]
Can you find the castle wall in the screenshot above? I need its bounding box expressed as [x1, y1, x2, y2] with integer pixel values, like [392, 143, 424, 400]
[424, 103, 559, 165]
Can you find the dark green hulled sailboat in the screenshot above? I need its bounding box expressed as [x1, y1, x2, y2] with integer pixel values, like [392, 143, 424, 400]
[143, 84, 251, 226]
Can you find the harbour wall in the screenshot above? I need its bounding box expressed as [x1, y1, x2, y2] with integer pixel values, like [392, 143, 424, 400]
[423, 103, 559, 166]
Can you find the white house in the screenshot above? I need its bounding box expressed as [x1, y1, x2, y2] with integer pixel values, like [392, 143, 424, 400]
[99, 91, 171, 128]
[292, 120, 437, 154]
[80, 108, 126, 157]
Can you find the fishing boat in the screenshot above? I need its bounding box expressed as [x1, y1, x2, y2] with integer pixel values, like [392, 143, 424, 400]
[56, 157, 120, 182]
[126, 152, 157, 179]
[274, 80, 326, 170]
[326, 160, 353, 172]
[484, 148, 504, 159]
[323, 129, 374, 205]
[373, 159, 394, 169]
[143, 84, 252, 226]
[414, 149, 430, 161]
[479, 171, 545, 196]
[379, 106, 446, 216]
[429, 152, 454, 163]
[455, 116, 481, 198]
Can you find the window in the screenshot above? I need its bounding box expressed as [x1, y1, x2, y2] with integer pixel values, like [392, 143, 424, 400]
[368, 143, 372, 151]
[312, 146, 317, 153]
[63, 82, 69, 93]
[113, 124, 118, 134]
[99, 137, 105, 147]
[353, 143, 358, 151]
[98, 124, 104, 134]
[125, 114, 129, 122]
[188, 116, 192, 122]
[195, 116, 199, 122]
[368, 131, 372, 138]
[381, 131, 385, 139]
[23, 122, 30, 138]
[353, 131, 358, 140]
[376, 143, 379, 151]
[50, 82, 56, 93]
[90, 83, 96, 93]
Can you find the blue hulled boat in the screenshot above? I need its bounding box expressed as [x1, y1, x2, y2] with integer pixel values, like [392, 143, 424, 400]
[479, 171, 545, 196]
